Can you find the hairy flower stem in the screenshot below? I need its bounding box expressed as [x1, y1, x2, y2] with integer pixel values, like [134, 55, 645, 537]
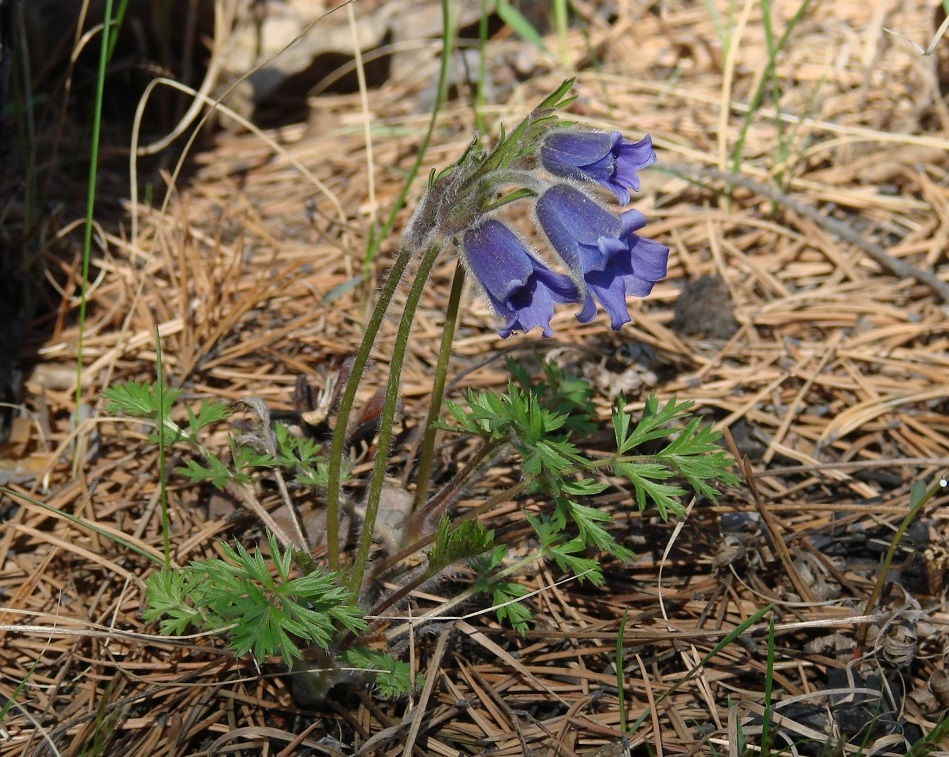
[369, 565, 435, 620]
[326, 0, 456, 570]
[338, 477, 533, 651]
[325, 245, 416, 571]
[411, 261, 466, 513]
[347, 243, 444, 597]
[403, 438, 506, 546]
[369, 469, 525, 585]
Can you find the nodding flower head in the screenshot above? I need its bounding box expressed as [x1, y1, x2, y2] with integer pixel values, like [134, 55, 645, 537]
[403, 81, 667, 338]
[540, 130, 656, 205]
[536, 185, 669, 330]
[462, 219, 579, 338]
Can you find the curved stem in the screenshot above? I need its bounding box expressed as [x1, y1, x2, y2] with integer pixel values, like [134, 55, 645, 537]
[327, 0, 457, 573]
[77, 0, 115, 417]
[337, 476, 532, 650]
[347, 243, 444, 596]
[325, 245, 415, 571]
[411, 261, 466, 512]
[405, 438, 506, 547]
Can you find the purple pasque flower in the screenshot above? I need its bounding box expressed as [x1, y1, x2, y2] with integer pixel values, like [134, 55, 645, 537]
[540, 130, 656, 205]
[536, 185, 668, 330]
[462, 219, 579, 338]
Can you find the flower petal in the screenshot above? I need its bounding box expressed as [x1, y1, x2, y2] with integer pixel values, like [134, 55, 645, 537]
[462, 220, 579, 338]
[541, 131, 614, 169]
[536, 184, 620, 253]
[536, 185, 669, 330]
[462, 220, 534, 302]
[540, 130, 656, 204]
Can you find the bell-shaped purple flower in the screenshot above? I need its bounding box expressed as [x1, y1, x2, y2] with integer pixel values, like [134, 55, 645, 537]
[536, 185, 668, 330]
[462, 219, 579, 338]
[540, 130, 656, 205]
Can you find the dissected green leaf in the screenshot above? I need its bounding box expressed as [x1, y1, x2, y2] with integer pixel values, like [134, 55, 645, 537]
[545, 536, 604, 585]
[273, 423, 323, 470]
[429, 515, 494, 572]
[176, 454, 234, 490]
[613, 460, 688, 519]
[231, 437, 277, 472]
[491, 583, 533, 636]
[558, 498, 633, 560]
[614, 394, 695, 453]
[340, 648, 421, 699]
[185, 399, 231, 435]
[103, 380, 180, 419]
[142, 569, 204, 635]
[529, 515, 604, 585]
[470, 546, 534, 634]
[143, 535, 366, 665]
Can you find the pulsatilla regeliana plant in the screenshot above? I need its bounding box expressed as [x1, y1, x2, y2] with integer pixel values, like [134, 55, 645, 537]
[112, 80, 737, 704]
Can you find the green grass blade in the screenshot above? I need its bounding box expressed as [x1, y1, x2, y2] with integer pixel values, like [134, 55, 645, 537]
[551, 0, 570, 66]
[496, 0, 549, 53]
[1, 487, 165, 567]
[908, 715, 949, 757]
[106, 0, 130, 60]
[760, 616, 776, 752]
[628, 605, 772, 737]
[154, 329, 171, 567]
[729, 0, 813, 173]
[76, 0, 120, 417]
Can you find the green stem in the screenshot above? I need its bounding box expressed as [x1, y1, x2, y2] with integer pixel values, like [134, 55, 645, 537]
[404, 437, 505, 545]
[154, 330, 171, 568]
[417, 438, 504, 526]
[338, 475, 530, 652]
[327, 0, 455, 569]
[76, 0, 115, 415]
[325, 245, 415, 571]
[857, 476, 947, 650]
[346, 243, 444, 596]
[411, 261, 466, 513]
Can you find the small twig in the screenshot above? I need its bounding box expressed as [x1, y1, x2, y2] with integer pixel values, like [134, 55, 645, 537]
[664, 163, 949, 304]
[367, 474, 528, 586]
[402, 438, 507, 546]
